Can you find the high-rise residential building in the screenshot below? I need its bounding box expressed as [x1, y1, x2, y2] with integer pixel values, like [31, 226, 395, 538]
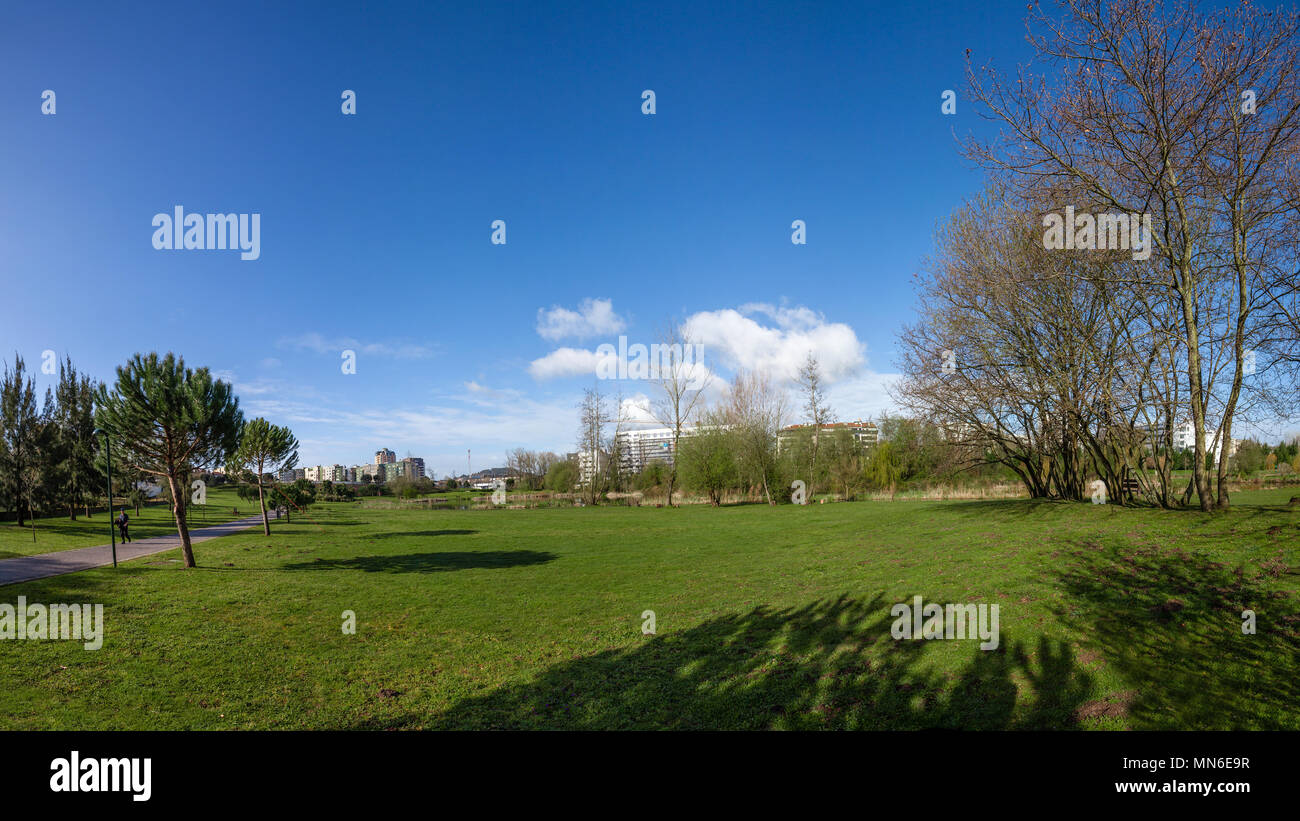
[577, 449, 608, 485]
[612, 426, 681, 475]
[611, 423, 722, 476]
[375, 448, 396, 465]
[401, 457, 425, 479]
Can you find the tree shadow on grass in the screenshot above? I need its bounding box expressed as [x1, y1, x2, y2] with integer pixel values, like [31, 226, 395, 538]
[280, 550, 556, 574]
[1051, 541, 1300, 729]
[365, 530, 478, 539]
[351, 594, 1094, 730]
[925, 498, 1077, 521]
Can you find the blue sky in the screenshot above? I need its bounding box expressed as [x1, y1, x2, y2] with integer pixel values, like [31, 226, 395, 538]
[1, 0, 1038, 476]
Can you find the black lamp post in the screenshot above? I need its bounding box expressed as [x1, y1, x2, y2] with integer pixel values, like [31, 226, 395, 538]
[95, 428, 117, 568]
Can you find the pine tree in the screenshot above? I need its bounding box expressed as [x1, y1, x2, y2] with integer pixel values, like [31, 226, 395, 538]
[0, 355, 42, 527]
[54, 356, 99, 520]
[94, 353, 242, 567]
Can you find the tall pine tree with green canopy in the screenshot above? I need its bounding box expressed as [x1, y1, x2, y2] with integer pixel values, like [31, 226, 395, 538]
[94, 353, 242, 567]
[229, 417, 299, 535]
[0, 355, 42, 527]
[54, 356, 98, 520]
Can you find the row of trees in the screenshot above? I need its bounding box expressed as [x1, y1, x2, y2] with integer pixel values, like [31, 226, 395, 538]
[556, 345, 1017, 505]
[672, 413, 1013, 505]
[896, 0, 1300, 510]
[1, 351, 301, 565]
[504, 449, 566, 492]
[1230, 438, 1300, 477]
[0, 355, 97, 528]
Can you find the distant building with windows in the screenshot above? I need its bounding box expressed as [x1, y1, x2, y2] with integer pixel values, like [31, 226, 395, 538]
[605, 423, 729, 479]
[299, 452, 425, 483]
[612, 426, 684, 476]
[1172, 420, 1238, 462]
[777, 421, 879, 453]
[401, 457, 425, 479]
[576, 449, 608, 485]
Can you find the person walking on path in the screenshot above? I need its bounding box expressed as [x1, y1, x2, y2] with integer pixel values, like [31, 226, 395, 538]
[115, 509, 132, 543]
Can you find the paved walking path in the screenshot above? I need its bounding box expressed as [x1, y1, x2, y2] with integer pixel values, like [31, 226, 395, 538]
[0, 515, 266, 586]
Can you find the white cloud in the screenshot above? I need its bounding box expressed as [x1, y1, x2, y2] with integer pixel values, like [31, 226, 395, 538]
[527, 302, 881, 416]
[278, 332, 434, 360]
[682, 303, 865, 383]
[528, 346, 618, 380]
[536, 298, 626, 341]
[683, 302, 902, 422]
[212, 369, 279, 397]
[460, 381, 524, 406]
[825, 371, 903, 421]
[618, 393, 659, 424]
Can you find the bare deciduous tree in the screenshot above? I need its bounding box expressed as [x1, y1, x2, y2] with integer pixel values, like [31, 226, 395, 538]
[716, 369, 789, 504]
[651, 323, 710, 507]
[795, 352, 834, 485]
[963, 0, 1300, 510]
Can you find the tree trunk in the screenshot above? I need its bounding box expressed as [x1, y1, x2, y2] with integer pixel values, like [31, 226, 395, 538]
[1178, 265, 1213, 512]
[258, 479, 270, 535]
[1216, 261, 1249, 510]
[1161, 405, 1174, 509]
[165, 472, 196, 567]
[666, 429, 680, 508]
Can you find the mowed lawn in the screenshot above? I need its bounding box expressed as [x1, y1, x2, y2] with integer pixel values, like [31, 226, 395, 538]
[0, 485, 253, 558]
[1, 490, 1297, 730]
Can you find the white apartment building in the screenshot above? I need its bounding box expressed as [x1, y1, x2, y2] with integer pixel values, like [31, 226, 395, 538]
[607, 423, 729, 478]
[576, 448, 609, 485]
[1172, 420, 1238, 462]
[612, 426, 680, 475]
[776, 421, 879, 453]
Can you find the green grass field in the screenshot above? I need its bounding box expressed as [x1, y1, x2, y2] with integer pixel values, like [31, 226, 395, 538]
[1, 490, 1297, 730]
[0, 486, 254, 558]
